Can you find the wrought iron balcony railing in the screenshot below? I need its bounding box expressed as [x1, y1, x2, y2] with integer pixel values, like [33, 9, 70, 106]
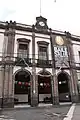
[15, 57, 32, 67]
[37, 59, 52, 68]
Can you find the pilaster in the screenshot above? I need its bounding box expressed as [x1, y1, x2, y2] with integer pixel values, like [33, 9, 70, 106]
[66, 33, 79, 103]
[1, 21, 16, 108]
[0, 66, 4, 108]
[50, 30, 59, 105]
[31, 25, 38, 107]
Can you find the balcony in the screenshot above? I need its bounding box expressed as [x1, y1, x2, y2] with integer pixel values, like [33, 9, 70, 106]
[37, 59, 52, 68]
[15, 57, 32, 67]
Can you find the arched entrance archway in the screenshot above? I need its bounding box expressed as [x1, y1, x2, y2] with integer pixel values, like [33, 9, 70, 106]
[57, 72, 71, 102]
[38, 70, 52, 103]
[14, 70, 31, 104]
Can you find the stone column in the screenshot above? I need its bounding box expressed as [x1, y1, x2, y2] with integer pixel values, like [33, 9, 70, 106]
[0, 30, 8, 108]
[50, 30, 59, 105]
[1, 21, 16, 108]
[66, 32, 79, 103]
[2, 65, 14, 108]
[31, 25, 38, 107]
[8, 65, 14, 107]
[0, 66, 5, 108]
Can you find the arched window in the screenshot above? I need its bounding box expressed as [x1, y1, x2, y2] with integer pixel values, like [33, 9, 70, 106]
[15, 70, 30, 94]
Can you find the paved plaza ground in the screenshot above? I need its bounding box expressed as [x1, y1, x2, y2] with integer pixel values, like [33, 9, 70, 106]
[0, 104, 71, 120]
[72, 104, 80, 120]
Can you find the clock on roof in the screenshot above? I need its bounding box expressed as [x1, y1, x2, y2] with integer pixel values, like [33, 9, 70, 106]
[39, 21, 45, 27]
[35, 16, 48, 30]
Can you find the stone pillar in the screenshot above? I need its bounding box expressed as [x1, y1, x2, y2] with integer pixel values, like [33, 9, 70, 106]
[31, 25, 38, 107]
[66, 33, 79, 103]
[50, 31, 59, 105]
[2, 65, 14, 108]
[0, 66, 4, 108]
[1, 21, 16, 108]
[8, 65, 14, 107]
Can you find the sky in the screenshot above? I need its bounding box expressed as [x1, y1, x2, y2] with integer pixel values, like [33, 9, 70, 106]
[0, 0, 80, 36]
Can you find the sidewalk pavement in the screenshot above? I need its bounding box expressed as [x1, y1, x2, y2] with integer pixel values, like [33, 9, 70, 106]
[0, 103, 71, 120]
[0, 102, 80, 120]
[14, 102, 72, 109]
[72, 103, 80, 120]
[63, 103, 80, 120]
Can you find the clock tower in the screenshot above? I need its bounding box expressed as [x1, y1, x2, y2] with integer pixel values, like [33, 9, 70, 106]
[35, 16, 48, 30]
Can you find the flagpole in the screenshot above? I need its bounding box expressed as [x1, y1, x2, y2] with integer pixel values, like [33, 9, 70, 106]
[40, 0, 56, 16]
[40, 0, 41, 16]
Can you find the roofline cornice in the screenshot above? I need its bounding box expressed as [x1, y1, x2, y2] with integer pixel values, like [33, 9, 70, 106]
[0, 21, 80, 42]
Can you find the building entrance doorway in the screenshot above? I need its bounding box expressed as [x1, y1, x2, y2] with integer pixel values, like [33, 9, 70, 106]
[14, 70, 31, 104]
[38, 71, 52, 103]
[58, 72, 71, 102]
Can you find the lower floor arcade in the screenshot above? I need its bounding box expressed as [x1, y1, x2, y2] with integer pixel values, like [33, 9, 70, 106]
[0, 66, 79, 108]
[14, 68, 78, 106]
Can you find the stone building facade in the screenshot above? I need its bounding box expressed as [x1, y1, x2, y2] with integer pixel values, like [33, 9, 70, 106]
[0, 16, 80, 108]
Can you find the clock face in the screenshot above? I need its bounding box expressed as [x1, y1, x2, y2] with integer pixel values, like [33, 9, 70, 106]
[55, 36, 64, 45]
[39, 21, 45, 27]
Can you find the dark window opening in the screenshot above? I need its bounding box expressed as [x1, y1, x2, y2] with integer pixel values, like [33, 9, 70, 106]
[58, 73, 69, 93]
[38, 76, 51, 94]
[18, 43, 28, 58]
[79, 51, 80, 63]
[19, 44, 28, 50]
[15, 71, 30, 94]
[38, 46, 48, 60]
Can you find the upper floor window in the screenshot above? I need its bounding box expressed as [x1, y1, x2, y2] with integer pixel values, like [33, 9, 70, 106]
[17, 38, 30, 59]
[18, 43, 28, 58]
[39, 46, 47, 60]
[77, 72, 80, 93]
[19, 44, 28, 50]
[37, 41, 49, 61]
[79, 51, 80, 60]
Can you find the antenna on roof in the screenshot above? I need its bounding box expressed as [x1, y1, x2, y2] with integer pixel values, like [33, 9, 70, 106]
[40, 0, 42, 16]
[39, 0, 56, 16]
